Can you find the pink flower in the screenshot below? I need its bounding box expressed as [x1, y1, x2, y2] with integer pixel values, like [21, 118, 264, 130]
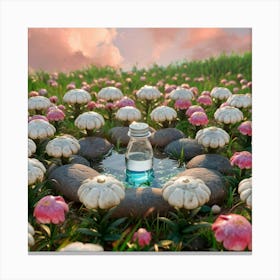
[237, 73, 243, 80]
[181, 83, 190, 89]
[197, 95, 212, 106]
[49, 96, 58, 103]
[132, 228, 152, 248]
[106, 80, 115, 86]
[66, 83, 76, 90]
[115, 82, 122, 88]
[164, 85, 177, 94]
[48, 80, 58, 87]
[233, 87, 240, 94]
[238, 121, 252, 136]
[174, 99, 192, 110]
[47, 107, 65, 121]
[116, 97, 135, 108]
[82, 85, 91, 92]
[105, 102, 116, 110]
[240, 79, 248, 85]
[230, 151, 252, 169]
[38, 89, 48, 96]
[190, 86, 199, 95]
[212, 214, 252, 251]
[220, 78, 227, 84]
[87, 101, 98, 110]
[188, 111, 209, 126]
[29, 91, 39, 97]
[201, 90, 210, 96]
[247, 81, 252, 88]
[57, 104, 66, 111]
[186, 105, 205, 117]
[33, 195, 69, 224]
[28, 115, 49, 122]
[140, 76, 146, 81]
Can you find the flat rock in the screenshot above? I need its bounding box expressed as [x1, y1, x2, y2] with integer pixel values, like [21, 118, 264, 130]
[177, 168, 227, 205]
[78, 137, 113, 161]
[69, 155, 91, 167]
[164, 138, 205, 161]
[186, 154, 232, 174]
[109, 126, 130, 147]
[150, 128, 185, 148]
[112, 187, 172, 218]
[109, 126, 156, 147]
[48, 163, 100, 201]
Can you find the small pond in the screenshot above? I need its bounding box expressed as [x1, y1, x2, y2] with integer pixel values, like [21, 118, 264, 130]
[92, 150, 186, 188]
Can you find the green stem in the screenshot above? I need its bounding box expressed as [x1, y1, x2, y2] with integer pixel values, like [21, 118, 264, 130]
[86, 129, 94, 137]
[61, 156, 69, 165]
[74, 104, 81, 119]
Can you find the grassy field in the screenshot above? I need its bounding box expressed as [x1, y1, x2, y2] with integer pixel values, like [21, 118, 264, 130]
[28, 52, 252, 252]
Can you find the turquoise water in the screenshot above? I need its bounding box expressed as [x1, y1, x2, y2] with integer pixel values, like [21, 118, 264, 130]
[93, 151, 185, 188]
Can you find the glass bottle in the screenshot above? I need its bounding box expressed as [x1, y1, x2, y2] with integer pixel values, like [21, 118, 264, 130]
[125, 122, 154, 187]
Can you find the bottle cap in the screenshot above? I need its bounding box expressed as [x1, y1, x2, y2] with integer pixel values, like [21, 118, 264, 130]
[128, 122, 151, 138]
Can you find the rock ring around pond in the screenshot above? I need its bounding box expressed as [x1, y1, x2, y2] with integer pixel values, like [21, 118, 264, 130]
[48, 163, 227, 218]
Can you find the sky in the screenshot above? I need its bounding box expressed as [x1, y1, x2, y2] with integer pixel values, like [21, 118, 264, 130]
[28, 28, 251, 73]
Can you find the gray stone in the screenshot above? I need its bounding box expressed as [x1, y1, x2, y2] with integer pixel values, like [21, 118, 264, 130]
[48, 163, 100, 201]
[108, 127, 130, 147]
[177, 168, 227, 205]
[186, 154, 233, 174]
[109, 126, 156, 147]
[112, 187, 172, 218]
[78, 137, 113, 161]
[150, 128, 185, 148]
[69, 155, 90, 167]
[164, 138, 205, 161]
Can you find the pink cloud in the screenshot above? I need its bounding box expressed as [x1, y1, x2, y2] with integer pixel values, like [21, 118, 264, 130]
[28, 28, 251, 72]
[28, 28, 123, 72]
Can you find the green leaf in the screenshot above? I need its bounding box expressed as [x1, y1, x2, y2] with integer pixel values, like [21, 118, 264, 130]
[182, 222, 211, 234]
[108, 217, 127, 230]
[76, 228, 100, 237]
[158, 217, 177, 231]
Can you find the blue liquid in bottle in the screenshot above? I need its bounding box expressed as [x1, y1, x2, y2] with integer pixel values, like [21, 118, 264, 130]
[125, 122, 154, 188]
[125, 152, 154, 187]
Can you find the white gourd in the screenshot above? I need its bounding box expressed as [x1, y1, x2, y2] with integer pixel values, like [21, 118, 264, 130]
[162, 176, 211, 209]
[78, 175, 125, 209]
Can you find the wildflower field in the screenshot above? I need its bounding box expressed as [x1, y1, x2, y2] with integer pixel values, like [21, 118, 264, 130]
[28, 52, 252, 252]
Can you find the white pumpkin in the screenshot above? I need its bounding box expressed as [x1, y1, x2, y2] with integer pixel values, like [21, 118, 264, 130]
[78, 175, 125, 209]
[28, 138, 36, 157]
[214, 106, 244, 124]
[150, 106, 177, 122]
[28, 158, 46, 186]
[63, 89, 91, 105]
[28, 222, 35, 248]
[210, 87, 232, 100]
[59, 242, 104, 252]
[226, 93, 252, 108]
[195, 126, 230, 148]
[28, 119, 56, 140]
[169, 87, 194, 101]
[46, 135, 80, 158]
[162, 176, 211, 209]
[136, 85, 162, 100]
[74, 112, 105, 130]
[28, 96, 51, 111]
[97, 86, 123, 101]
[115, 106, 141, 122]
[238, 177, 252, 208]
